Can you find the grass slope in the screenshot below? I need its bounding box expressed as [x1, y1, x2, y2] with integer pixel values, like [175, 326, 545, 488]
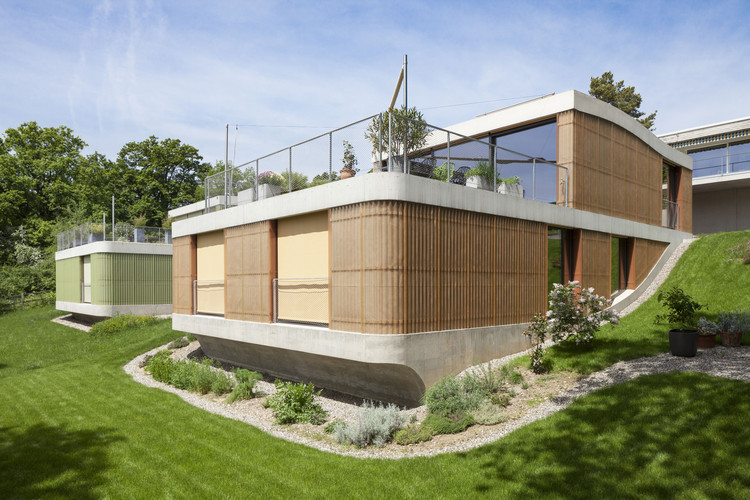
[0, 231, 749, 498]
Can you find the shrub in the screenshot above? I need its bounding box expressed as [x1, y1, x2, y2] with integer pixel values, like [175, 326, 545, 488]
[145, 350, 176, 383]
[91, 313, 159, 336]
[186, 333, 197, 342]
[472, 402, 508, 425]
[394, 423, 433, 445]
[547, 281, 619, 344]
[422, 374, 488, 418]
[655, 286, 705, 330]
[324, 420, 346, 434]
[421, 413, 475, 435]
[265, 380, 327, 425]
[227, 369, 263, 403]
[333, 401, 405, 448]
[168, 337, 189, 349]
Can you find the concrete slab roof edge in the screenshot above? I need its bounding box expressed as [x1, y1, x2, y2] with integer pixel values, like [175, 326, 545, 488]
[55, 241, 173, 261]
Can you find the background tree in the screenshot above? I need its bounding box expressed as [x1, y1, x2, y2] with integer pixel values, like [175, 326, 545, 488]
[115, 136, 210, 226]
[589, 71, 657, 130]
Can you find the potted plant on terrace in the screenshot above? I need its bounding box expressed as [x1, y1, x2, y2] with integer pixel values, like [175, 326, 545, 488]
[497, 175, 524, 197]
[654, 286, 704, 357]
[465, 161, 495, 191]
[696, 317, 719, 349]
[717, 309, 746, 347]
[340, 140, 359, 179]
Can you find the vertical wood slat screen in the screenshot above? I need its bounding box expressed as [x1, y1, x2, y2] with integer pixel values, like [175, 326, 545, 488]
[678, 167, 693, 232]
[578, 230, 612, 298]
[559, 110, 663, 226]
[634, 238, 669, 287]
[330, 201, 547, 334]
[224, 221, 275, 322]
[172, 236, 196, 315]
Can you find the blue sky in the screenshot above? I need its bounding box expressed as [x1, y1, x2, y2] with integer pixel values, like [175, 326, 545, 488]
[1, 0, 749, 165]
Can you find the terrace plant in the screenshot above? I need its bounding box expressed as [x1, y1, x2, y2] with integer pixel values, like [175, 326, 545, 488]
[340, 140, 359, 178]
[365, 105, 429, 170]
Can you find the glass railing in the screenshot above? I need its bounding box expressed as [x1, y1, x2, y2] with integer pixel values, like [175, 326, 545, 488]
[57, 223, 172, 251]
[692, 152, 750, 178]
[204, 112, 569, 212]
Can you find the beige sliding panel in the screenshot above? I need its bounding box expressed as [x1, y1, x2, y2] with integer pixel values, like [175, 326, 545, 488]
[196, 230, 225, 316]
[277, 211, 329, 324]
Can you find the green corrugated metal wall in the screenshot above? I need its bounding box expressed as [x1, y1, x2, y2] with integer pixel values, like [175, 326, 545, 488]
[56, 257, 81, 303]
[90, 254, 172, 305]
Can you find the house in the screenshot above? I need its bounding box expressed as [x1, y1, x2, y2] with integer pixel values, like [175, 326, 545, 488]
[55, 223, 173, 320]
[169, 90, 692, 406]
[659, 117, 750, 234]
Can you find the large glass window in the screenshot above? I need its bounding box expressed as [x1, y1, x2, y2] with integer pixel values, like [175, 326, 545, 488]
[492, 120, 557, 203]
[688, 139, 750, 178]
[548, 227, 571, 293]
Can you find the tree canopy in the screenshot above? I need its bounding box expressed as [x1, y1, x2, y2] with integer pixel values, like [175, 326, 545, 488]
[0, 122, 210, 296]
[589, 71, 657, 130]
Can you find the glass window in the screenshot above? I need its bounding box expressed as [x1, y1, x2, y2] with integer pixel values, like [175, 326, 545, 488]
[548, 227, 565, 293]
[493, 121, 557, 203]
[688, 145, 725, 177]
[728, 140, 750, 174]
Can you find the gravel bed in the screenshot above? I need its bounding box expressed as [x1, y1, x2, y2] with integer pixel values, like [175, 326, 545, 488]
[124, 341, 750, 460]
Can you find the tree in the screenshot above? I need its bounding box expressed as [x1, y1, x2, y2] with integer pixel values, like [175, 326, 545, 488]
[365, 106, 430, 171]
[589, 72, 657, 130]
[115, 137, 210, 226]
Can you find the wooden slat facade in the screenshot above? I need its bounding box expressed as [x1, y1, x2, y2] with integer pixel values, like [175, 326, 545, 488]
[224, 221, 276, 322]
[557, 110, 663, 225]
[634, 238, 669, 287]
[172, 235, 196, 315]
[576, 230, 612, 298]
[330, 201, 547, 334]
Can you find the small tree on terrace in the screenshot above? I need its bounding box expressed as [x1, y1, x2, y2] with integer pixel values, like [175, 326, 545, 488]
[589, 71, 657, 130]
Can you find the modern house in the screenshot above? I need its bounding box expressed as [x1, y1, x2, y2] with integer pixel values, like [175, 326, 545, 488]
[169, 90, 693, 405]
[55, 223, 173, 320]
[659, 117, 750, 234]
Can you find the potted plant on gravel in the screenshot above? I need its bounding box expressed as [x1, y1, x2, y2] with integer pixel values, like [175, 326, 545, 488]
[716, 309, 746, 347]
[696, 317, 719, 349]
[654, 286, 704, 357]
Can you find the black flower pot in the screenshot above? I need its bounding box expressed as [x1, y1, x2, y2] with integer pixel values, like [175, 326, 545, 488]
[669, 329, 699, 357]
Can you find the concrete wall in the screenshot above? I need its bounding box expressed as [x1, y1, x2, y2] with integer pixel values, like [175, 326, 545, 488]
[174, 313, 530, 406]
[693, 185, 750, 234]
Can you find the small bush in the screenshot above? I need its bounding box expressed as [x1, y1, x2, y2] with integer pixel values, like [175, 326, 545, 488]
[394, 423, 433, 445]
[145, 350, 175, 383]
[91, 313, 159, 336]
[489, 392, 512, 407]
[421, 413, 475, 435]
[472, 402, 507, 425]
[422, 375, 487, 417]
[324, 420, 346, 434]
[265, 380, 327, 425]
[227, 369, 263, 403]
[333, 401, 406, 448]
[186, 333, 197, 342]
[168, 337, 189, 349]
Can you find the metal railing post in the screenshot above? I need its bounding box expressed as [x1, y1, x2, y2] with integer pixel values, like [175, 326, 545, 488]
[378, 113, 383, 171]
[255, 160, 259, 200]
[328, 132, 332, 182]
[446, 133, 451, 181]
[532, 159, 537, 201]
[492, 146, 497, 191]
[404, 119, 409, 174]
[388, 112, 392, 172]
[288, 148, 293, 192]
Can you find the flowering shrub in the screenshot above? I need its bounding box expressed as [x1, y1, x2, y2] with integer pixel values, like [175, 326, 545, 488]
[524, 282, 619, 372]
[546, 281, 619, 345]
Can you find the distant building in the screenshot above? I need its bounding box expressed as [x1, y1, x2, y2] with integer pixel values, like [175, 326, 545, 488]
[55, 224, 172, 320]
[169, 90, 693, 405]
[660, 117, 750, 234]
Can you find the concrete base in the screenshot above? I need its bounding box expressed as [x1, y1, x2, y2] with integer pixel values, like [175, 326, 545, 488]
[173, 314, 531, 406]
[56, 301, 172, 318]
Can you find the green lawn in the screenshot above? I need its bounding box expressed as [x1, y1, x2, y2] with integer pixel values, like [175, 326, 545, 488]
[1, 231, 750, 498]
